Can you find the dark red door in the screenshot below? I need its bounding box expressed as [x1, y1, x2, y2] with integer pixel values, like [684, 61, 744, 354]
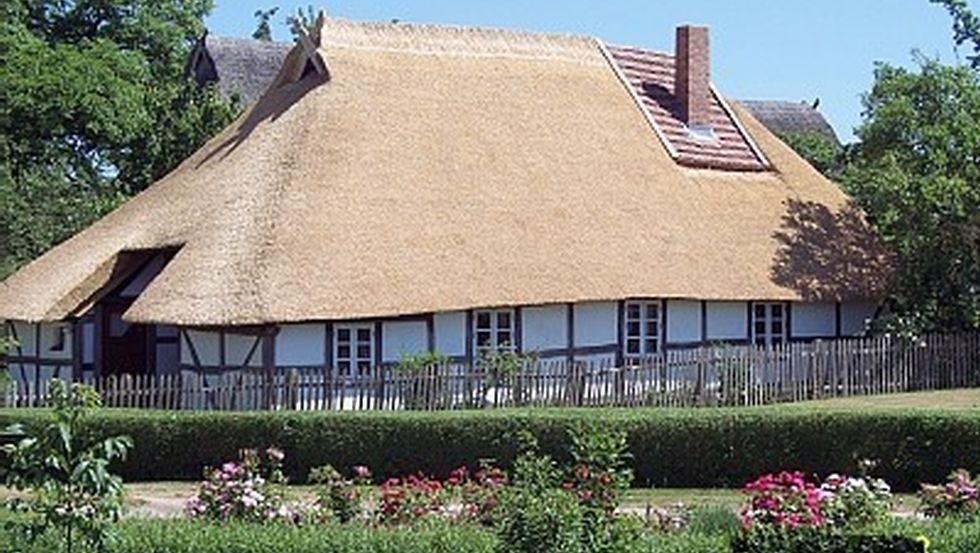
[101, 303, 149, 376]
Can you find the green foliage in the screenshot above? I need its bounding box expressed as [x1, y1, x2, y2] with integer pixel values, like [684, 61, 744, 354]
[0, 0, 239, 277]
[779, 132, 844, 179]
[2, 407, 979, 492]
[252, 7, 279, 41]
[0, 519, 500, 553]
[843, 57, 980, 332]
[395, 350, 448, 373]
[686, 505, 742, 537]
[2, 380, 132, 553]
[308, 464, 371, 523]
[932, 0, 980, 69]
[287, 5, 319, 39]
[731, 527, 924, 553]
[918, 469, 980, 520]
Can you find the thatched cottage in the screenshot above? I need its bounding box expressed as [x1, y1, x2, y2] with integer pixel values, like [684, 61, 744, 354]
[0, 17, 890, 385]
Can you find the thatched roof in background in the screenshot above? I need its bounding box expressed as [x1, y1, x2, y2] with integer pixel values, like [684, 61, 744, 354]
[738, 100, 840, 145]
[0, 18, 890, 326]
[186, 35, 292, 104]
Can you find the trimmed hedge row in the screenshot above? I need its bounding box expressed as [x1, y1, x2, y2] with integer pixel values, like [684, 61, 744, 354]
[2, 406, 979, 490]
[731, 530, 924, 553]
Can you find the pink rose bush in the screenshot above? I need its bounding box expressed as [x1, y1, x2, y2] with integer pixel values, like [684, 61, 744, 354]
[919, 469, 979, 519]
[309, 464, 372, 523]
[185, 448, 293, 522]
[739, 471, 894, 532]
[739, 471, 827, 531]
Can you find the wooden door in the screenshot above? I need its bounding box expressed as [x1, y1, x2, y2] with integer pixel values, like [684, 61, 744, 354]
[101, 303, 149, 376]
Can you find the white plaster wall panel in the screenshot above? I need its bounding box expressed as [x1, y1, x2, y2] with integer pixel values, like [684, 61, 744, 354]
[226, 333, 263, 367]
[82, 321, 95, 364]
[791, 302, 836, 338]
[39, 323, 72, 360]
[156, 343, 180, 375]
[382, 321, 428, 362]
[435, 311, 466, 356]
[275, 324, 324, 366]
[573, 353, 617, 367]
[522, 305, 568, 353]
[183, 330, 220, 366]
[666, 300, 702, 344]
[574, 302, 618, 347]
[10, 321, 37, 356]
[705, 302, 748, 341]
[841, 301, 878, 336]
[120, 255, 167, 297]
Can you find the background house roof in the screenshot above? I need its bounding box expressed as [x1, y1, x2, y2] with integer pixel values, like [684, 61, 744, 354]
[738, 100, 840, 144]
[0, 18, 890, 326]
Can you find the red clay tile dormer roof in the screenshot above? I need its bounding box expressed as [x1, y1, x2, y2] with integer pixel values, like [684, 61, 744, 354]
[606, 45, 768, 172]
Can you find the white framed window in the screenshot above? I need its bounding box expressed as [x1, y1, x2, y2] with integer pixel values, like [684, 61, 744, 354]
[624, 300, 661, 360]
[752, 302, 786, 347]
[473, 309, 515, 359]
[334, 324, 374, 375]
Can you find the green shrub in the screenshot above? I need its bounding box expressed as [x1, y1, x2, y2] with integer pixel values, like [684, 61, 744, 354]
[1, 407, 979, 491]
[686, 505, 742, 537]
[0, 519, 499, 553]
[731, 528, 925, 553]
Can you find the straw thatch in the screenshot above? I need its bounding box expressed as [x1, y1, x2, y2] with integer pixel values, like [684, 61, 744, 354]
[0, 18, 891, 326]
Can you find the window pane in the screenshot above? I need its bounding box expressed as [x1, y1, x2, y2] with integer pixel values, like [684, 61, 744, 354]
[477, 331, 492, 346]
[357, 328, 372, 341]
[497, 311, 511, 329]
[754, 304, 766, 318]
[772, 322, 783, 335]
[338, 345, 351, 359]
[755, 322, 766, 335]
[476, 312, 490, 329]
[627, 339, 640, 354]
[755, 337, 766, 346]
[645, 304, 659, 319]
[337, 360, 350, 374]
[646, 320, 658, 336]
[497, 332, 511, 347]
[645, 339, 658, 354]
[337, 328, 350, 342]
[627, 321, 640, 337]
[357, 345, 371, 358]
[357, 361, 371, 374]
[771, 304, 783, 317]
[627, 304, 640, 319]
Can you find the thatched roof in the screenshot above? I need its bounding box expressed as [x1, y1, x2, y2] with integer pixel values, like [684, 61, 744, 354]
[186, 35, 292, 104]
[739, 100, 840, 144]
[0, 18, 891, 326]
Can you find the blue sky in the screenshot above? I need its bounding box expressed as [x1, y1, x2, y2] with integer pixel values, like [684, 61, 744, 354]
[207, 1, 977, 142]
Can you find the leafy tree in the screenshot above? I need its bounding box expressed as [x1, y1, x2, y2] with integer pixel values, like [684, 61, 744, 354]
[0, 1, 239, 279]
[843, 57, 980, 332]
[252, 6, 279, 41]
[932, 0, 980, 68]
[2, 380, 132, 553]
[778, 131, 845, 179]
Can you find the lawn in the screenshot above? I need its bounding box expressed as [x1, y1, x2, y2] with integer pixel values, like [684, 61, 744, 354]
[784, 387, 980, 410]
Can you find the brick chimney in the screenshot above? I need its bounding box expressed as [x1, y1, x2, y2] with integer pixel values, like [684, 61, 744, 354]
[674, 25, 711, 130]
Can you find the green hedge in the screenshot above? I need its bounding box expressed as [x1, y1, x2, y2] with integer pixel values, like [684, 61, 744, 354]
[731, 530, 924, 553]
[2, 407, 979, 490]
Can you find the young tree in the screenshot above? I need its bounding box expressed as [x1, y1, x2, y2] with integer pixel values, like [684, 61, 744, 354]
[3, 380, 132, 552]
[252, 7, 279, 41]
[0, 1, 239, 278]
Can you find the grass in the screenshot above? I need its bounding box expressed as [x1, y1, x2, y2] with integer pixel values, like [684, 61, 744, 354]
[783, 388, 980, 411]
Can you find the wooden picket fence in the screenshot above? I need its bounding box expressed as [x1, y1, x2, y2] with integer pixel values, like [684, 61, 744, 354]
[4, 332, 980, 411]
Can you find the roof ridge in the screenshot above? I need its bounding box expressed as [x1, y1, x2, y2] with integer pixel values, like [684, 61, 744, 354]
[319, 16, 603, 63]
